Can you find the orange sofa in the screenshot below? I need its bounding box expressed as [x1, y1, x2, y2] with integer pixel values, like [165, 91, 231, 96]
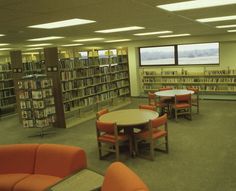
[0, 144, 87, 191]
[101, 162, 149, 191]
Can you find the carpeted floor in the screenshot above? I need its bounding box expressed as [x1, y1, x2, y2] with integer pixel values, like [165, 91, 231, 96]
[0, 98, 236, 191]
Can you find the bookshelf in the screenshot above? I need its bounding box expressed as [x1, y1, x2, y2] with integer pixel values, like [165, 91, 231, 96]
[59, 48, 131, 127]
[140, 67, 236, 98]
[0, 62, 16, 116]
[18, 74, 56, 135]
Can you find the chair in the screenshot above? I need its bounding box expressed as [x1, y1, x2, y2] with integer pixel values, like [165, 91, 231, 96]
[148, 92, 165, 113]
[134, 114, 168, 161]
[96, 108, 109, 119]
[172, 94, 192, 121]
[139, 104, 156, 111]
[96, 120, 131, 161]
[101, 162, 149, 191]
[187, 87, 199, 114]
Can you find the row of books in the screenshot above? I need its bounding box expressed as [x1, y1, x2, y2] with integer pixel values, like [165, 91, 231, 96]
[20, 97, 55, 109]
[22, 115, 56, 128]
[23, 61, 45, 71]
[0, 80, 14, 89]
[0, 73, 12, 80]
[19, 88, 53, 100]
[205, 69, 236, 75]
[0, 89, 15, 97]
[0, 63, 11, 71]
[18, 78, 53, 89]
[143, 77, 236, 83]
[0, 97, 16, 107]
[21, 106, 56, 119]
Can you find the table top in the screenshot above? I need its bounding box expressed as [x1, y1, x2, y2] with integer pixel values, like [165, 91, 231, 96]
[49, 169, 104, 191]
[155, 89, 194, 97]
[99, 109, 159, 126]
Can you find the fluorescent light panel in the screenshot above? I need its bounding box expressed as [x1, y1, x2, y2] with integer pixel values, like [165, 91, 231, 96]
[134, 31, 172, 36]
[216, 24, 236, 28]
[95, 26, 144, 33]
[0, 48, 12, 51]
[28, 18, 96, 29]
[0, 34, 5, 37]
[158, 33, 191, 38]
[61, 43, 83, 47]
[157, 0, 236, 11]
[197, 15, 236, 22]
[228, 29, 236, 32]
[25, 47, 43, 51]
[28, 36, 64, 41]
[26, 43, 52, 47]
[0, 43, 10, 46]
[105, 39, 131, 43]
[74, 38, 104, 42]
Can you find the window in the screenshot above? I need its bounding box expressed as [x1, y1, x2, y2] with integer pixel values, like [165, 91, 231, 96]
[178, 42, 219, 65]
[139, 46, 175, 66]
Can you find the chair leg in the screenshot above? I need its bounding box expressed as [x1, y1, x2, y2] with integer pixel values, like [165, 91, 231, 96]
[97, 142, 102, 160]
[134, 139, 139, 156]
[175, 109, 177, 121]
[115, 142, 119, 161]
[150, 140, 154, 161]
[165, 136, 169, 153]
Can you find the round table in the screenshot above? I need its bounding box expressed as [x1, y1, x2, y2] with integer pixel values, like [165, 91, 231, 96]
[155, 89, 194, 97]
[99, 109, 159, 126]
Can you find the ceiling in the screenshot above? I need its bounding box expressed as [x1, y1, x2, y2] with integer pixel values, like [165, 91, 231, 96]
[0, 0, 236, 51]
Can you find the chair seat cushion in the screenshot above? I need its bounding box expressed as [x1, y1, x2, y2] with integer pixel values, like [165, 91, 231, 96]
[98, 133, 128, 143]
[135, 129, 167, 139]
[13, 174, 61, 191]
[173, 103, 191, 108]
[0, 173, 30, 191]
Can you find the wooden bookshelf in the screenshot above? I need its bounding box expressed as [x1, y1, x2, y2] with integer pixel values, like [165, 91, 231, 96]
[0, 62, 16, 116]
[141, 68, 236, 96]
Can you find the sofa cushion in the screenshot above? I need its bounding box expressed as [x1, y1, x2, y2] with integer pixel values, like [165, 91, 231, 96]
[0, 173, 30, 191]
[34, 144, 87, 178]
[13, 174, 61, 191]
[0, 144, 39, 174]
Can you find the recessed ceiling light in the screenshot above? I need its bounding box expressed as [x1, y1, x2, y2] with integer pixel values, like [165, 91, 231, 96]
[61, 43, 83, 47]
[157, 0, 236, 11]
[158, 33, 191, 38]
[25, 47, 43, 51]
[216, 24, 236, 28]
[134, 31, 172, 36]
[0, 48, 12, 51]
[196, 15, 236, 23]
[22, 52, 40, 55]
[95, 26, 144, 33]
[27, 36, 64, 41]
[28, 18, 96, 29]
[73, 38, 104, 42]
[0, 43, 10, 46]
[26, 43, 52, 47]
[105, 39, 131, 43]
[228, 29, 236, 32]
[0, 34, 5, 37]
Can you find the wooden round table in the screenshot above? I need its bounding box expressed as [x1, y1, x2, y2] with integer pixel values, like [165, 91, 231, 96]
[155, 89, 194, 97]
[99, 109, 159, 126]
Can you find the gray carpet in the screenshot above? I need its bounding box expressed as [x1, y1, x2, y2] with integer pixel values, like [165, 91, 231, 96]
[0, 98, 236, 191]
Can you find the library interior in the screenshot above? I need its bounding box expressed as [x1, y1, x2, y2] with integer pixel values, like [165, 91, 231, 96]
[0, 1, 236, 191]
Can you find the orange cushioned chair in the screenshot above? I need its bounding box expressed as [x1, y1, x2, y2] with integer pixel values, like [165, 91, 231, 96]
[139, 104, 156, 111]
[187, 87, 199, 114]
[0, 144, 87, 191]
[134, 114, 169, 160]
[172, 93, 192, 121]
[96, 108, 109, 119]
[96, 120, 131, 161]
[101, 162, 149, 191]
[148, 92, 165, 113]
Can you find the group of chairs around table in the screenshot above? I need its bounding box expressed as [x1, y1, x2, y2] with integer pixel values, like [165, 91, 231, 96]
[96, 107, 168, 161]
[148, 87, 199, 121]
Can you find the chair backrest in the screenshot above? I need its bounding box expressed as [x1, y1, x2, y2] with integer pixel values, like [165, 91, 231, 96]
[96, 120, 116, 134]
[150, 113, 167, 130]
[175, 94, 191, 104]
[159, 87, 173, 91]
[139, 104, 156, 111]
[96, 108, 109, 119]
[101, 162, 149, 191]
[148, 92, 157, 106]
